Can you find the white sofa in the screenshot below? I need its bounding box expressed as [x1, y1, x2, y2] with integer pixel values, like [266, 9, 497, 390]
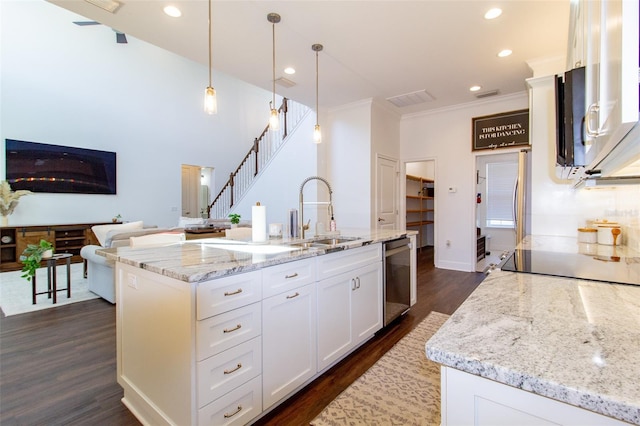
[81, 222, 182, 303]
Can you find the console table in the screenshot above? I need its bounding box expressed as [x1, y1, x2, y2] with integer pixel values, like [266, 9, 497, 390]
[0, 222, 113, 272]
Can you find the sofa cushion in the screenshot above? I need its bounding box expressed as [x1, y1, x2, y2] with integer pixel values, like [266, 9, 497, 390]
[92, 221, 144, 247]
[105, 227, 168, 248]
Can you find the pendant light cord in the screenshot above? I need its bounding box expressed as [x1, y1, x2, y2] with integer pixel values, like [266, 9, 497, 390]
[272, 21, 276, 107]
[315, 50, 319, 124]
[208, 0, 212, 87]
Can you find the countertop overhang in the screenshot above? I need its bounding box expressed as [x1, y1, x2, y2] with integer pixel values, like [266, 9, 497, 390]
[98, 229, 414, 283]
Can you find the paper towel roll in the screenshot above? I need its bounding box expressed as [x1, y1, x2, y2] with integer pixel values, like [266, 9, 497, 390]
[252, 203, 267, 243]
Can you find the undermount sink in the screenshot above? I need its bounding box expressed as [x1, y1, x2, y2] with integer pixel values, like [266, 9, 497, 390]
[313, 237, 360, 245]
[287, 237, 361, 250]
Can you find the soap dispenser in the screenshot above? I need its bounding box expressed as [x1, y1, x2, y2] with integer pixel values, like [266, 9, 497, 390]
[329, 216, 336, 232]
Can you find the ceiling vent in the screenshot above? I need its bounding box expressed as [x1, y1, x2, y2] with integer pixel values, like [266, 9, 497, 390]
[84, 0, 122, 13]
[275, 77, 296, 88]
[386, 89, 435, 108]
[475, 89, 500, 99]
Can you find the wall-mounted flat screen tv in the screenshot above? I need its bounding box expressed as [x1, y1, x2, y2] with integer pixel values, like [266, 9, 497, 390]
[5, 139, 117, 194]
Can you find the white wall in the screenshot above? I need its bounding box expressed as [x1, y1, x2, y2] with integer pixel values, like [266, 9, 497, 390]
[1, 0, 275, 228]
[326, 100, 372, 229]
[229, 111, 318, 236]
[400, 77, 639, 273]
[401, 93, 529, 271]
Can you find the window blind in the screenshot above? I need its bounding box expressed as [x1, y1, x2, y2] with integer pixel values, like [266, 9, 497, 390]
[486, 161, 517, 228]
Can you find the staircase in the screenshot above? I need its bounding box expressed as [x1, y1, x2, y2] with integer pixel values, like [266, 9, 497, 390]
[207, 98, 310, 219]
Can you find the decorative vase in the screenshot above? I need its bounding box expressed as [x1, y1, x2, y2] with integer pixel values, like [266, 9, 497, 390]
[1, 215, 7, 227]
[42, 249, 53, 259]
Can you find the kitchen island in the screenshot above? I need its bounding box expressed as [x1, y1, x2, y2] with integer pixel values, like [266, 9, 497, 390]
[426, 237, 640, 425]
[100, 229, 415, 426]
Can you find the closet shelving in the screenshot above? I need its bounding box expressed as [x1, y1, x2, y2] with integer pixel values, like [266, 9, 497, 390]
[406, 175, 434, 249]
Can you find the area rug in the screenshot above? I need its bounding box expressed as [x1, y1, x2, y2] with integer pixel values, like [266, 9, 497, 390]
[0, 263, 98, 316]
[311, 311, 450, 426]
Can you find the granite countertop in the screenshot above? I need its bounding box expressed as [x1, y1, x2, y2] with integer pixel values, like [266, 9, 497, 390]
[99, 228, 413, 283]
[426, 268, 640, 424]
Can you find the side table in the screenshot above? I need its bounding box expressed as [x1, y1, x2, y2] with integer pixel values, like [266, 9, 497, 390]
[31, 253, 73, 304]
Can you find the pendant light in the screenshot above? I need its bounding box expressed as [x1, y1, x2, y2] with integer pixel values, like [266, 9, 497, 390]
[267, 13, 281, 131]
[312, 43, 323, 144]
[204, 0, 217, 115]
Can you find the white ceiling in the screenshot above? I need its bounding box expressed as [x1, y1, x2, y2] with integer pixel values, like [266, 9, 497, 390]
[47, 0, 570, 114]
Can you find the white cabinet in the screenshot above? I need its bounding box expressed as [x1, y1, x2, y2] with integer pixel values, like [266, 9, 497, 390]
[576, 0, 639, 166]
[262, 282, 317, 409]
[317, 260, 382, 372]
[441, 367, 628, 426]
[116, 242, 387, 425]
[115, 265, 264, 426]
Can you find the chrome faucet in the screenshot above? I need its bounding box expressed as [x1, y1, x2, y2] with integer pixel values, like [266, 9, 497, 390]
[299, 176, 333, 239]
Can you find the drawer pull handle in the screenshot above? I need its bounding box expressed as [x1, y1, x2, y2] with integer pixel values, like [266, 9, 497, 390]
[285, 272, 299, 279]
[286, 292, 300, 299]
[223, 324, 242, 333]
[224, 405, 243, 418]
[224, 363, 242, 375]
[224, 288, 243, 296]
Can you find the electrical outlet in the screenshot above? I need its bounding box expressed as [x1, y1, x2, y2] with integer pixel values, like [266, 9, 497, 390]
[127, 274, 138, 289]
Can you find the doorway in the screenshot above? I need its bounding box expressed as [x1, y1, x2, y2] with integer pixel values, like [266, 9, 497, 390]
[475, 152, 519, 271]
[405, 160, 435, 253]
[181, 165, 214, 218]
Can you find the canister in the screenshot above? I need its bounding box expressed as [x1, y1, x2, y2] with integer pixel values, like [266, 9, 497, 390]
[577, 228, 597, 244]
[597, 224, 622, 246]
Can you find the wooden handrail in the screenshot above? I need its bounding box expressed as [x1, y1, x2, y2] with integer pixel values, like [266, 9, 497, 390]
[207, 98, 289, 218]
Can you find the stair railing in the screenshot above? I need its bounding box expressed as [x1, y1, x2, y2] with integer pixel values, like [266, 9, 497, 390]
[207, 98, 310, 219]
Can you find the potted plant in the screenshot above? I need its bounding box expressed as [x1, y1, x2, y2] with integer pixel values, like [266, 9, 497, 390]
[112, 214, 122, 223]
[228, 213, 241, 228]
[20, 239, 54, 281]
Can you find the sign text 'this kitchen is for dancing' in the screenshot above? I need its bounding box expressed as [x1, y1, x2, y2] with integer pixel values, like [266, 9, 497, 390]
[472, 109, 529, 151]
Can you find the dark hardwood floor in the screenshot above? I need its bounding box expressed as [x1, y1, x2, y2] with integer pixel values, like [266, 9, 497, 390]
[0, 248, 484, 426]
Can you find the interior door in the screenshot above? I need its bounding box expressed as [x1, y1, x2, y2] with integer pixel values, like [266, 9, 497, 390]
[376, 155, 399, 230]
[181, 165, 200, 217]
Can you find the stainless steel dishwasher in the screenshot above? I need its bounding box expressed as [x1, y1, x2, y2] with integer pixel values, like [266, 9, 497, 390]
[383, 237, 411, 326]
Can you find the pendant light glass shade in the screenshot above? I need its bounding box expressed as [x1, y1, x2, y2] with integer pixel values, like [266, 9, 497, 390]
[204, 0, 217, 115]
[313, 124, 322, 144]
[267, 13, 281, 131]
[269, 104, 280, 131]
[204, 86, 217, 114]
[312, 43, 323, 144]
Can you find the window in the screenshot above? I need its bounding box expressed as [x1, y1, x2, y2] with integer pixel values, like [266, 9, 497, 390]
[486, 161, 517, 228]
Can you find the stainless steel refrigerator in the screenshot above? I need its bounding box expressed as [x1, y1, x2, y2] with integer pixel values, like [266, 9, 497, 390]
[513, 149, 532, 246]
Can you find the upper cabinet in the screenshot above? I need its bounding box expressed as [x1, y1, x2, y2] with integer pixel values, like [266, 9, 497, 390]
[569, 0, 639, 174]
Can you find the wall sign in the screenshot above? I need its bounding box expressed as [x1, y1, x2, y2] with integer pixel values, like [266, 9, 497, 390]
[472, 109, 529, 151]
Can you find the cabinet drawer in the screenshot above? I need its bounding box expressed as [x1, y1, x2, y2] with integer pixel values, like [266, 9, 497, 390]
[316, 243, 382, 280]
[196, 302, 262, 361]
[197, 270, 262, 320]
[198, 368, 262, 425]
[262, 258, 315, 298]
[197, 336, 262, 408]
[55, 228, 85, 239]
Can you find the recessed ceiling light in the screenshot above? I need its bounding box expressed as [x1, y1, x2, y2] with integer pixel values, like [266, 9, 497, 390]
[284, 67, 296, 75]
[163, 5, 182, 17]
[470, 85, 482, 92]
[484, 8, 502, 19]
[498, 49, 512, 58]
